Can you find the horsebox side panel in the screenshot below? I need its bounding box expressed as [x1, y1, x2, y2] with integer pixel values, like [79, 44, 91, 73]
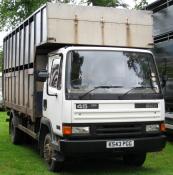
[146, 0, 173, 111]
[153, 5, 173, 36]
[47, 3, 153, 48]
[3, 4, 48, 122]
[3, 31, 34, 117]
[154, 40, 173, 111]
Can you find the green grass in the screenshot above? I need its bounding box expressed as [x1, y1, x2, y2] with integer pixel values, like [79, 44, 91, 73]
[0, 112, 173, 175]
[0, 112, 54, 175]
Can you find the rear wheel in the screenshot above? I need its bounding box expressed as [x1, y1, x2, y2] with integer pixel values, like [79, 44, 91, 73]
[10, 119, 22, 145]
[123, 153, 146, 167]
[43, 133, 63, 172]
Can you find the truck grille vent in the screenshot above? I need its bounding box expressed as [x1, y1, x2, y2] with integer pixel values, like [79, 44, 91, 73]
[94, 124, 144, 137]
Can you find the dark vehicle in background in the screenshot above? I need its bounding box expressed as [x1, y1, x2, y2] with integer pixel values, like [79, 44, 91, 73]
[147, 0, 173, 132]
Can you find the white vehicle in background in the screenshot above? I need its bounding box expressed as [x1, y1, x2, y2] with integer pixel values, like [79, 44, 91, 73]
[0, 72, 4, 110]
[165, 113, 173, 134]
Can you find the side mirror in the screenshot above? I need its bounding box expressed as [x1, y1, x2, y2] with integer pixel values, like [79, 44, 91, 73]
[162, 75, 168, 82]
[161, 74, 168, 88]
[37, 69, 49, 82]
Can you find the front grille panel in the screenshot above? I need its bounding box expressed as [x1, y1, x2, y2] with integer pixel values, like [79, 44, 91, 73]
[94, 123, 144, 137]
[64, 122, 162, 140]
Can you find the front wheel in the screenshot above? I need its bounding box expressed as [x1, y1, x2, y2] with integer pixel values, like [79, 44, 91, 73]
[123, 153, 146, 167]
[43, 133, 63, 172]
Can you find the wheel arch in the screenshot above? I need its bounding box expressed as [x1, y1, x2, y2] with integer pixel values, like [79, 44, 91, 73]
[38, 117, 53, 152]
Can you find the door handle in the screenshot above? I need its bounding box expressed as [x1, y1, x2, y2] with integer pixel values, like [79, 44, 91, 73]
[43, 99, 47, 111]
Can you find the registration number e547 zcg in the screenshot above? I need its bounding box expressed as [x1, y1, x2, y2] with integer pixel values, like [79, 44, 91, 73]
[106, 140, 134, 148]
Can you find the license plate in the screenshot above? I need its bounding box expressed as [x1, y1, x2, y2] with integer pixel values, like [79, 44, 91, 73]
[106, 140, 134, 148]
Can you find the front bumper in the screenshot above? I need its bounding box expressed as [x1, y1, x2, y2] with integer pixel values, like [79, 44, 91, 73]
[55, 135, 166, 156]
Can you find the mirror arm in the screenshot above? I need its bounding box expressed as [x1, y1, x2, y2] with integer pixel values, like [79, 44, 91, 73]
[161, 74, 168, 88]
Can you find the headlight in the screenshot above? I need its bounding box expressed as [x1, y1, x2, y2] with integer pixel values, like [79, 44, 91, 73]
[146, 124, 160, 132]
[72, 126, 90, 134]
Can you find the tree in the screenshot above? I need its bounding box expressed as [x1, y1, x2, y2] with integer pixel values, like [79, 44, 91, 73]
[86, 0, 127, 8]
[0, 0, 46, 31]
[0, 0, 128, 31]
[134, 0, 148, 10]
[0, 0, 72, 31]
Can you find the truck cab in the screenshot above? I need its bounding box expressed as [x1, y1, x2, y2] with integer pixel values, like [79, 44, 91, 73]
[40, 46, 166, 170]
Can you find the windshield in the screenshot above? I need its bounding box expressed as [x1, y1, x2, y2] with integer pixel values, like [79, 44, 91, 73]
[66, 50, 161, 99]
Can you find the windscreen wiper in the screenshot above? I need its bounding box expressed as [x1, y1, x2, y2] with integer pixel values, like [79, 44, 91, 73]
[79, 85, 123, 100]
[120, 86, 154, 98]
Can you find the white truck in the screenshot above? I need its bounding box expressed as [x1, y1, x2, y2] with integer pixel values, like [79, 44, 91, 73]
[3, 3, 166, 172]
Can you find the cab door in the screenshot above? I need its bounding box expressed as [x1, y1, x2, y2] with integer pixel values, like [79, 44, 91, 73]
[43, 54, 63, 136]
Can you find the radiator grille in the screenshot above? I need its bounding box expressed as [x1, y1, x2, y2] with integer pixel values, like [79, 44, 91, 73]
[94, 123, 144, 137]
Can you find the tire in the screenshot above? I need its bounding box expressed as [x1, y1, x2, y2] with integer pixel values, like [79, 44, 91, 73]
[43, 133, 63, 172]
[123, 153, 146, 167]
[10, 119, 22, 145]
